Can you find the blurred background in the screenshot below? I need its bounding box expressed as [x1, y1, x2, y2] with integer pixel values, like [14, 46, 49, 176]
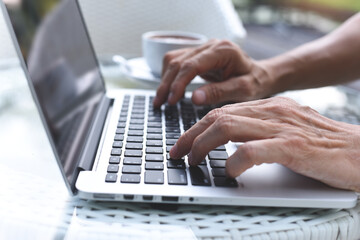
[232, 0, 359, 59]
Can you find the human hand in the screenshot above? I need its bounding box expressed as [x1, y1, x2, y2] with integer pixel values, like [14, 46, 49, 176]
[153, 39, 274, 107]
[170, 96, 360, 192]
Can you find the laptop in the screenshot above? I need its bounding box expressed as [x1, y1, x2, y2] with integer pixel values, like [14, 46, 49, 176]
[1, 0, 357, 208]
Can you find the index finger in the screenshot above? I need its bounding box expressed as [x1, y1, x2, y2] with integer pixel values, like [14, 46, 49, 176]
[167, 48, 225, 105]
[154, 41, 217, 107]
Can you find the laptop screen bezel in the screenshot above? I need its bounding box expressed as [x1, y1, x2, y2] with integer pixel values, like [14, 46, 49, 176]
[0, 0, 107, 194]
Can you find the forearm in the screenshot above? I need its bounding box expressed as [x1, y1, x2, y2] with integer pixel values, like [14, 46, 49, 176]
[260, 13, 360, 95]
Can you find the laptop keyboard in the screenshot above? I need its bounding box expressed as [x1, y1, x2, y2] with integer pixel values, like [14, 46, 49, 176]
[105, 94, 238, 188]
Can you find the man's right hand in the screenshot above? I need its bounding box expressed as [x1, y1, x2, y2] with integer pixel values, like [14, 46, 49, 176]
[153, 39, 275, 107]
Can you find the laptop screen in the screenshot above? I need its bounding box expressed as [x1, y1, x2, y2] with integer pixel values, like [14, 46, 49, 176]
[3, 0, 105, 186]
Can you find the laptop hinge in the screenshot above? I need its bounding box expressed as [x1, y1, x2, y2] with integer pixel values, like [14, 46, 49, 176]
[78, 95, 112, 171]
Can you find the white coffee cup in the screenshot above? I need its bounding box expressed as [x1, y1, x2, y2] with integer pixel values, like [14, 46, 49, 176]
[142, 31, 208, 76]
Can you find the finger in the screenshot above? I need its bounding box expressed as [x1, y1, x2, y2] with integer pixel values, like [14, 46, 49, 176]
[188, 115, 279, 165]
[167, 44, 233, 105]
[170, 100, 275, 159]
[154, 50, 188, 107]
[225, 139, 285, 178]
[155, 43, 214, 107]
[161, 49, 187, 77]
[191, 77, 244, 105]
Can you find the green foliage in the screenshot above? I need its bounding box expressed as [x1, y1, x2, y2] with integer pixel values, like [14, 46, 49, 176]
[290, 0, 360, 11]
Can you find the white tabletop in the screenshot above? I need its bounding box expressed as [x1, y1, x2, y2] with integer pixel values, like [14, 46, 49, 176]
[1, 61, 360, 240]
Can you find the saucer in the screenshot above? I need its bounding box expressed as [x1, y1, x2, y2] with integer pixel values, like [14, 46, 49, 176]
[114, 56, 206, 87]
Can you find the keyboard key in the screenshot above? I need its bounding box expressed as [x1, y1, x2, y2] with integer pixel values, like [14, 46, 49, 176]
[165, 127, 180, 133]
[147, 128, 162, 134]
[131, 114, 144, 119]
[129, 125, 144, 130]
[146, 147, 163, 154]
[105, 173, 117, 183]
[116, 128, 125, 134]
[125, 143, 143, 150]
[199, 159, 207, 165]
[148, 116, 162, 122]
[168, 169, 188, 185]
[128, 130, 143, 136]
[127, 136, 143, 143]
[208, 151, 228, 160]
[123, 157, 142, 165]
[165, 122, 179, 127]
[145, 162, 164, 170]
[121, 174, 141, 183]
[132, 104, 145, 109]
[145, 154, 163, 162]
[167, 160, 185, 169]
[145, 171, 164, 184]
[213, 177, 238, 187]
[117, 122, 126, 128]
[124, 150, 142, 157]
[167, 153, 184, 161]
[166, 133, 180, 139]
[147, 122, 162, 128]
[107, 165, 119, 173]
[166, 139, 177, 145]
[122, 165, 141, 174]
[112, 141, 123, 148]
[146, 140, 163, 147]
[111, 149, 122, 156]
[210, 160, 226, 168]
[166, 146, 172, 152]
[109, 156, 120, 164]
[189, 166, 211, 186]
[130, 119, 144, 125]
[147, 134, 162, 140]
[212, 168, 226, 177]
[118, 117, 127, 122]
[213, 145, 226, 151]
[114, 134, 124, 141]
[132, 109, 145, 114]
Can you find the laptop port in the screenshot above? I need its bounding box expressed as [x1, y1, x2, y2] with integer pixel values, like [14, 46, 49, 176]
[123, 194, 134, 200]
[93, 193, 115, 200]
[143, 195, 153, 201]
[162, 196, 179, 202]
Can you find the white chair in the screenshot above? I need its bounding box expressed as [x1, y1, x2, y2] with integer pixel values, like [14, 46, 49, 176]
[78, 0, 247, 59]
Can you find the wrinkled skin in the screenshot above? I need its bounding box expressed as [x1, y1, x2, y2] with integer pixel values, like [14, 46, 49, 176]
[155, 13, 360, 192]
[170, 97, 360, 192]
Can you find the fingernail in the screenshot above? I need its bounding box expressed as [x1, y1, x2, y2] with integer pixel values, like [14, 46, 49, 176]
[193, 90, 206, 104]
[187, 151, 193, 165]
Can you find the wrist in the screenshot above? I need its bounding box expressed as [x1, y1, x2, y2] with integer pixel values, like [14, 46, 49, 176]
[258, 54, 301, 96]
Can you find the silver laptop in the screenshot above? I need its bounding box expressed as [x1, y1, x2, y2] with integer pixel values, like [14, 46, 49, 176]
[1, 0, 357, 208]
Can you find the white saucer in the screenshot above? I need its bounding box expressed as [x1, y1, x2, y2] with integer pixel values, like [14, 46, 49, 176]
[114, 56, 206, 87]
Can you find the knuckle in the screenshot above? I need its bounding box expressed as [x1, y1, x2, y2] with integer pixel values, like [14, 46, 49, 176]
[168, 60, 181, 71]
[214, 114, 234, 137]
[163, 52, 174, 63]
[216, 39, 234, 47]
[180, 59, 197, 72]
[205, 108, 225, 123]
[264, 97, 296, 114]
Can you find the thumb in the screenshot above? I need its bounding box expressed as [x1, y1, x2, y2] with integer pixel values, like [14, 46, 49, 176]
[191, 77, 242, 105]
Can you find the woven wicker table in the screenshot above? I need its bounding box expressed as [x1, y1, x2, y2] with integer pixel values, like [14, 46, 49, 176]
[1, 165, 359, 240]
